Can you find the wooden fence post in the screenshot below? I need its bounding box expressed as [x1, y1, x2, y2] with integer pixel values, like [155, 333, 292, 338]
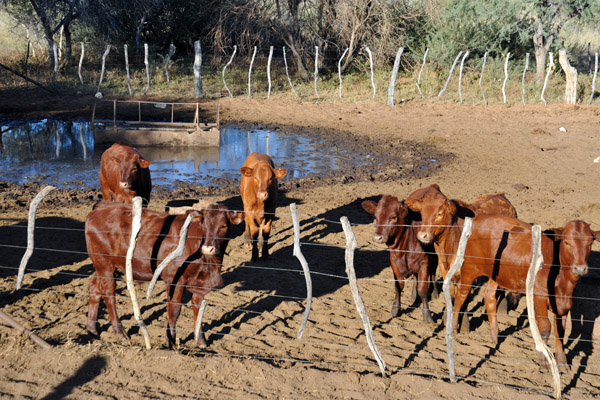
[52, 42, 58, 85]
[526, 225, 561, 399]
[558, 48, 577, 105]
[365, 47, 376, 99]
[267, 46, 274, 99]
[479, 51, 488, 105]
[340, 216, 386, 375]
[522, 53, 530, 105]
[290, 203, 313, 339]
[438, 51, 462, 99]
[143, 43, 150, 95]
[248, 46, 257, 98]
[502, 52, 511, 104]
[387, 46, 404, 106]
[416, 48, 429, 99]
[78, 42, 84, 90]
[97, 45, 111, 95]
[443, 217, 472, 383]
[338, 48, 350, 99]
[124, 44, 132, 96]
[314, 46, 320, 99]
[222, 45, 237, 98]
[283, 47, 298, 97]
[16, 185, 56, 290]
[0, 310, 51, 349]
[541, 52, 554, 105]
[590, 53, 598, 104]
[25, 37, 30, 90]
[458, 50, 469, 104]
[193, 40, 203, 98]
[194, 299, 207, 343]
[164, 43, 175, 85]
[126, 197, 152, 350]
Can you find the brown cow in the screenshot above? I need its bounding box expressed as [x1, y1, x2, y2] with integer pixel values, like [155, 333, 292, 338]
[240, 152, 287, 261]
[85, 201, 243, 348]
[100, 143, 152, 205]
[362, 195, 437, 323]
[452, 215, 598, 371]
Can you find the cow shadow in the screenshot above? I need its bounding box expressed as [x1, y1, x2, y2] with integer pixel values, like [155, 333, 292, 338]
[0, 216, 90, 306]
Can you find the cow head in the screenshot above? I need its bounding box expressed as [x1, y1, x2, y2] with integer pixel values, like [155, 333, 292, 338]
[240, 162, 287, 201]
[362, 195, 408, 245]
[189, 204, 244, 257]
[544, 220, 599, 278]
[405, 184, 455, 245]
[112, 151, 150, 190]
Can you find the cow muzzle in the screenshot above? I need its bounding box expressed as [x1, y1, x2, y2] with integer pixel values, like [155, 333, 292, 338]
[202, 245, 217, 256]
[119, 181, 131, 189]
[373, 234, 386, 244]
[257, 191, 269, 201]
[572, 264, 588, 276]
[417, 231, 433, 244]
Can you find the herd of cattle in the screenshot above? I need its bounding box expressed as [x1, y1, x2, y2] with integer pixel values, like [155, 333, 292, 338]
[84, 142, 598, 372]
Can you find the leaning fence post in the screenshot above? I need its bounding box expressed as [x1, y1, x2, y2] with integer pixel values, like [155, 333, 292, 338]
[340, 216, 386, 375]
[338, 48, 350, 99]
[147, 213, 194, 298]
[365, 47, 376, 99]
[314, 46, 320, 99]
[522, 53, 530, 105]
[283, 47, 298, 97]
[126, 197, 152, 350]
[502, 52, 511, 104]
[558, 48, 578, 105]
[267, 46, 274, 99]
[124, 44, 132, 96]
[193, 40, 203, 98]
[248, 46, 257, 98]
[290, 203, 313, 339]
[52, 42, 58, 85]
[387, 46, 404, 106]
[143, 43, 150, 95]
[438, 51, 463, 99]
[541, 52, 554, 105]
[458, 50, 469, 104]
[443, 217, 472, 383]
[164, 43, 175, 85]
[222, 45, 237, 98]
[78, 42, 84, 90]
[16, 185, 56, 290]
[0, 310, 51, 349]
[589, 53, 598, 104]
[479, 51, 488, 105]
[97, 44, 111, 95]
[416, 48, 429, 99]
[526, 225, 561, 399]
[194, 299, 207, 342]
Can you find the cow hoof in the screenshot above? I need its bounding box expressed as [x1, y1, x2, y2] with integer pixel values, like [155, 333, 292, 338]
[390, 306, 401, 318]
[423, 312, 434, 324]
[87, 325, 99, 337]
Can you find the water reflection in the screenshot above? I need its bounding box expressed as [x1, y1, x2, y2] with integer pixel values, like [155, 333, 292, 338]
[0, 120, 350, 188]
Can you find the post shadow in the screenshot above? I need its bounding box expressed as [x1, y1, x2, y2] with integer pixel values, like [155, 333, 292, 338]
[40, 355, 107, 400]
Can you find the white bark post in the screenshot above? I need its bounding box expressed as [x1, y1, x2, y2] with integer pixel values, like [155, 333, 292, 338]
[458, 50, 469, 104]
[541, 52, 554, 105]
[438, 51, 463, 99]
[338, 48, 350, 99]
[126, 197, 152, 350]
[78, 42, 84, 90]
[124, 44, 132, 96]
[479, 51, 488, 105]
[143, 43, 150, 95]
[340, 216, 386, 375]
[590, 53, 598, 104]
[267, 46, 274, 99]
[194, 299, 207, 342]
[52, 42, 58, 85]
[55, 129, 60, 158]
[365, 47, 376, 99]
[25, 35, 30, 90]
[416, 48, 429, 99]
[387, 46, 404, 106]
[558, 48, 577, 105]
[164, 43, 175, 84]
[147, 213, 194, 298]
[16, 185, 56, 290]
[443, 217, 472, 383]
[522, 53, 530, 105]
[222, 45, 237, 98]
[79, 123, 87, 160]
[502, 52, 511, 104]
[194, 40, 203, 98]
[290, 203, 313, 339]
[97, 45, 111, 95]
[248, 46, 257, 98]
[314, 46, 320, 99]
[283, 47, 298, 97]
[526, 225, 561, 399]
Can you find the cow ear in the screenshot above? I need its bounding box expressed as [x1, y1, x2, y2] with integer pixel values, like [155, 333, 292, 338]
[405, 198, 421, 212]
[544, 228, 563, 241]
[274, 168, 287, 179]
[444, 198, 457, 216]
[397, 203, 408, 219]
[240, 167, 253, 177]
[139, 158, 151, 168]
[593, 230, 600, 242]
[228, 211, 244, 225]
[361, 200, 377, 215]
[431, 183, 441, 191]
[190, 210, 205, 223]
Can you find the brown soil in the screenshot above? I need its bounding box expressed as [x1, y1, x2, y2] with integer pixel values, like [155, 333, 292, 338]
[1, 93, 600, 399]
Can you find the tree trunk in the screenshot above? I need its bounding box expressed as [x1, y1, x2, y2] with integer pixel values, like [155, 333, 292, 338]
[533, 30, 547, 84]
[62, 22, 73, 66]
[283, 33, 309, 80]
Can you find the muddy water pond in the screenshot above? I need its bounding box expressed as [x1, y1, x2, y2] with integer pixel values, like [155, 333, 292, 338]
[0, 120, 366, 189]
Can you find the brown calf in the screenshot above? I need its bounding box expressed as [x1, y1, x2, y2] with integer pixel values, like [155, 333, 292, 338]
[100, 143, 152, 205]
[362, 195, 438, 323]
[453, 215, 598, 371]
[85, 201, 243, 348]
[240, 152, 287, 261]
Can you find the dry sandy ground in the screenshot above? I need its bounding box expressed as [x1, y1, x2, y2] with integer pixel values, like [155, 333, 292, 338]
[1, 96, 600, 399]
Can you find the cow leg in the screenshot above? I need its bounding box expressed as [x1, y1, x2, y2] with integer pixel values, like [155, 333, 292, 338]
[191, 293, 208, 349]
[553, 313, 569, 372]
[246, 218, 260, 262]
[260, 219, 273, 260]
[90, 268, 124, 336]
[166, 283, 184, 348]
[483, 280, 499, 344]
[417, 264, 434, 324]
[410, 279, 418, 303]
[87, 272, 103, 336]
[452, 276, 475, 334]
[430, 273, 440, 299]
[534, 298, 552, 371]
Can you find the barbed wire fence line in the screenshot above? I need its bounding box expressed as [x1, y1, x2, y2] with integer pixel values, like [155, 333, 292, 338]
[2, 188, 600, 397]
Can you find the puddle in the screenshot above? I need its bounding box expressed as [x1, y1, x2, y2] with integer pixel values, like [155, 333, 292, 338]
[0, 119, 360, 188]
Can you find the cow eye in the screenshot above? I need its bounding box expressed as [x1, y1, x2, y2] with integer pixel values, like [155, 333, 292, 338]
[564, 241, 570, 247]
[221, 224, 228, 229]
